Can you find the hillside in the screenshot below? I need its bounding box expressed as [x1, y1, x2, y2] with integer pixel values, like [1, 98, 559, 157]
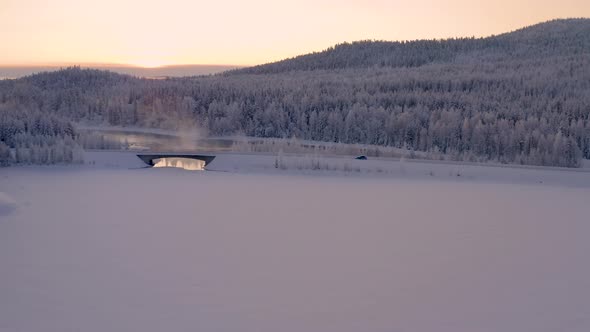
[229, 19, 590, 74]
[1, 19, 590, 167]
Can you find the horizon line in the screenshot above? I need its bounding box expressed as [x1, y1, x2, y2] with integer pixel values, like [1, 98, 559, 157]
[1, 17, 588, 69]
[0, 63, 246, 69]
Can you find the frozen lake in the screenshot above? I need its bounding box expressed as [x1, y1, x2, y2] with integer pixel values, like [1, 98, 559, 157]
[1, 154, 590, 332]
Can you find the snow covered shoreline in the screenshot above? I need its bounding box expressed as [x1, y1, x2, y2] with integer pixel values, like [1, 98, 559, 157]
[67, 150, 590, 188]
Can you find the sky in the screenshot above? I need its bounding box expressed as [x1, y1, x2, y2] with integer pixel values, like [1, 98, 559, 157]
[1, 0, 589, 67]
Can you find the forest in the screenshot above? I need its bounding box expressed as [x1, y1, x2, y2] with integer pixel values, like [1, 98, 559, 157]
[0, 19, 589, 167]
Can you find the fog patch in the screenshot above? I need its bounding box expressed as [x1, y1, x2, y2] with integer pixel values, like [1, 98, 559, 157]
[152, 157, 205, 171]
[0, 192, 17, 216]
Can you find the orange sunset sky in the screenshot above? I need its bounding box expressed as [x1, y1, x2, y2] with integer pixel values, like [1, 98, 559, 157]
[1, 0, 589, 67]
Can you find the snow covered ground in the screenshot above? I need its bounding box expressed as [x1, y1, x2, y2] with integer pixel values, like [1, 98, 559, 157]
[1, 151, 590, 332]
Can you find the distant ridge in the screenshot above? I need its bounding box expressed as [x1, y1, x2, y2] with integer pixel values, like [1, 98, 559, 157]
[0, 64, 242, 80]
[229, 18, 590, 75]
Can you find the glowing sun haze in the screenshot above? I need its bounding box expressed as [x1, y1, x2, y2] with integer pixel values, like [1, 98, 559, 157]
[1, 0, 589, 67]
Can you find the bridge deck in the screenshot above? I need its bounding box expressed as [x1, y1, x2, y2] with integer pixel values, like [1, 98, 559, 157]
[137, 154, 216, 167]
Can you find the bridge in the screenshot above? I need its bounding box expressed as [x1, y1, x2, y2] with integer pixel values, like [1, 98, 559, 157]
[137, 154, 216, 168]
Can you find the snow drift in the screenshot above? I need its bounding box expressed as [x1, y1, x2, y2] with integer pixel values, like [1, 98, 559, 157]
[0, 192, 17, 216]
